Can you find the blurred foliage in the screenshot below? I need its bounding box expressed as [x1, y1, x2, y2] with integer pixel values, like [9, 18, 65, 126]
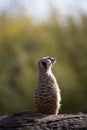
[0, 11, 87, 115]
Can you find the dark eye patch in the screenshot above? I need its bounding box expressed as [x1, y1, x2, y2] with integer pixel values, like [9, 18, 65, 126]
[48, 57, 52, 61]
[42, 61, 47, 70]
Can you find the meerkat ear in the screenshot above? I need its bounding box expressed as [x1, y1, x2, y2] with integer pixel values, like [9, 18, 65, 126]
[41, 61, 47, 70]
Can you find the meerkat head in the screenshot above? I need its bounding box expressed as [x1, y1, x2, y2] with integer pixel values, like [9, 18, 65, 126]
[38, 56, 56, 72]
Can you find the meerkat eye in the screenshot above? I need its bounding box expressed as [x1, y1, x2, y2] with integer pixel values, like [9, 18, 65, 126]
[41, 61, 47, 69]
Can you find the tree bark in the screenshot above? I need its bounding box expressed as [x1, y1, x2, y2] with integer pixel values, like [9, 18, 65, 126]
[0, 113, 87, 130]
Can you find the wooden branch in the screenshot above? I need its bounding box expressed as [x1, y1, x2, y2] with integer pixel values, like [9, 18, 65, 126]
[0, 113, 87, 129]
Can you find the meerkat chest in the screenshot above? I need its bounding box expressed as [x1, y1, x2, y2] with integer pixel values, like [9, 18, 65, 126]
[36, 73, 59, 99]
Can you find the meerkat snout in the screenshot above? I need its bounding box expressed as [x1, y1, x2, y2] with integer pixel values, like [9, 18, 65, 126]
[48, 57, 56, 64]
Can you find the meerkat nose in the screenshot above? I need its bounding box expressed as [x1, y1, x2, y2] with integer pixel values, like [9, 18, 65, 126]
[51, 57, 56, 63]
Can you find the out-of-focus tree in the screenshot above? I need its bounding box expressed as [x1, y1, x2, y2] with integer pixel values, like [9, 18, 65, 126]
[0, 4, 87, 115]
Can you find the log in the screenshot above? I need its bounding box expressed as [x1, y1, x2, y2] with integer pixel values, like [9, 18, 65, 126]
[0, 113, 87, 130]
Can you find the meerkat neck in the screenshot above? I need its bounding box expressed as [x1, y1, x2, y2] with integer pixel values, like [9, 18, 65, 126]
[38, 67, 57, 86]
[39, 67, 52, 75]
[47, 67, 53, 75]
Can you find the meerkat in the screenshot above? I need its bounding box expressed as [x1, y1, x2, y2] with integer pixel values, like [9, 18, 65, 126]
[34, 56, 61, 115]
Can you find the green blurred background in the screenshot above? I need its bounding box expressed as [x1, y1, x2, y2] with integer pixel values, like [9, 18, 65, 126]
[0, 0, 87, 115]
